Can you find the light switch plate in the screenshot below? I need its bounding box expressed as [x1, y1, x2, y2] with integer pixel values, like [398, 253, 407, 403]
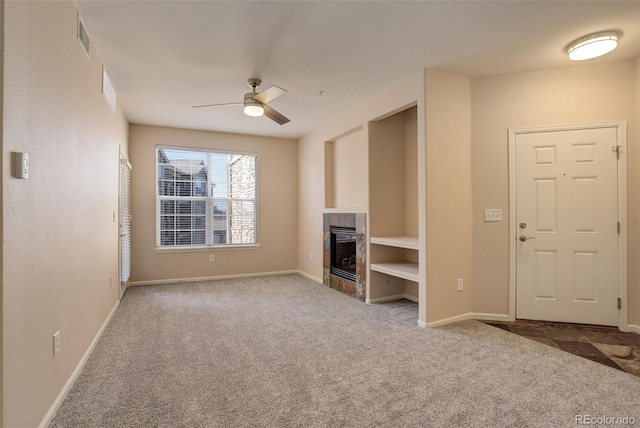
[484, 209, 502, 222]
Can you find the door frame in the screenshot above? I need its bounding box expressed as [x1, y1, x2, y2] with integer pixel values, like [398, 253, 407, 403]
[508, 121, 628, 330]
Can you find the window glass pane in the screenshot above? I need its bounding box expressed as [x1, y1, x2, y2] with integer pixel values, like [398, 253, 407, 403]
[177, 231, 191, 245]
[157, 148, 208, 197]
[229, 155, 256, 199]
[213, 230, 228, 244]
[161, 216, 175, 230]
[160, 230, 175, 246]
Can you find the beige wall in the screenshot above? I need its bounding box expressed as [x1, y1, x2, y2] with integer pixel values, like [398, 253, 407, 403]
[424, 69, 473, 323]
[128, 125, 297, 283]
[470, 60, 639, 326]
[331, 129, 367, 210]
[2, 2, 129, 426]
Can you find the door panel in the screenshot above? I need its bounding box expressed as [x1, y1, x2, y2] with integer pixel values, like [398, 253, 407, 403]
[516, 127, 618, 326]
[119, 158, 132, 299]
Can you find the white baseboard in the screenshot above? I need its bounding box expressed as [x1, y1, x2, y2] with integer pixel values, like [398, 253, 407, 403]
[625, 324, 640, 334]
[295, 270, 323, 284]
[127, 270, 299, 286]
[40, 300, 120, 428]
[425, 312, 512, 328]
[366, 293, 418, 304]
[469, 312, 513, 322]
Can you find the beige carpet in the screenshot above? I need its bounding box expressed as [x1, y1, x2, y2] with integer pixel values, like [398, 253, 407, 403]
[50, 274, 640, 427]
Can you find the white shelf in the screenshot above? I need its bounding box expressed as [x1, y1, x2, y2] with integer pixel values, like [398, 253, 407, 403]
[370, 262, 419, 282]
[370, 236, 419, 250]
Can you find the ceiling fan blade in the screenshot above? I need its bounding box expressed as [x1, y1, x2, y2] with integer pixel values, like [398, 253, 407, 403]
[192, 102, 243, 108]
[253, 85, 287, 104]
[263, 104, 290, 125]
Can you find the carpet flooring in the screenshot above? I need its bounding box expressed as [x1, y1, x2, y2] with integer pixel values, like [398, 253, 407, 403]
[50, 274, 640, 427]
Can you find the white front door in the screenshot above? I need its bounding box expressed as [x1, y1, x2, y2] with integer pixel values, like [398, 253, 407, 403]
[515, 127, 619, 326]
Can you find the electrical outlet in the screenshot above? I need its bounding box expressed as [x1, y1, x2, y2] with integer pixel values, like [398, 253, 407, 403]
[309, 252, 313, 261]
[110, 276, 113, 288]
[484, 209, 503, 222]
[457, 278, 464, 292]
[53, 331, 61, 356]
[209, 254, 216, 262]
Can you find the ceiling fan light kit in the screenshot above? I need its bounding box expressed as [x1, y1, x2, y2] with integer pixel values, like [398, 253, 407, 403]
[193, 78, 290, 125]
[243, 93, 264, 117]
[567, 31, 620, 61]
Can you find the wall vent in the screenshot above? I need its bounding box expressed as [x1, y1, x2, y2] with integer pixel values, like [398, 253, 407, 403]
[102, 66, 117, 113]
[77, 13, 90, 58]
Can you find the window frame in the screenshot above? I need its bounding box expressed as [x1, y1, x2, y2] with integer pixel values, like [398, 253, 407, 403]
[155, 145, 259, 251]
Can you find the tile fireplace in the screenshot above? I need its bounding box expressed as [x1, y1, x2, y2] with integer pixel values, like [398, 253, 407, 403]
[323, 213, 366, 301]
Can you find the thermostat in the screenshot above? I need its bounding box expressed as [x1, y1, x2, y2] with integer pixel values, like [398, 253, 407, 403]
[15, 152, 29, 179]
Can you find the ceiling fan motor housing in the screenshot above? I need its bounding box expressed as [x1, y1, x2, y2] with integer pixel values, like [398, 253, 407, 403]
[248, 78, 262, 89]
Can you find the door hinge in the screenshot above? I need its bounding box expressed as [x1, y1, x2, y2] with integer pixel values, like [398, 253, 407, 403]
[617, 222, 621, 234]
[612, 145, 621, 160]
[617, 298, 622, 310]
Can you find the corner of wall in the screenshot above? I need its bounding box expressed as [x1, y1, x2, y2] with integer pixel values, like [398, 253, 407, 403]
[424, 68, 474, 324]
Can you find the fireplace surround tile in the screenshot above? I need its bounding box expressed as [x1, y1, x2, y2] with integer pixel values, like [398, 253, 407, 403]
[323, 212, 366, 302]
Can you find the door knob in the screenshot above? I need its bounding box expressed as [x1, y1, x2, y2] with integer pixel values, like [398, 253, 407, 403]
[519, 235, 535, 242]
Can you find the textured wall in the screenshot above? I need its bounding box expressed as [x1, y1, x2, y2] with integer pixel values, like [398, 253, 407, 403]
[2, 1, 129, 426]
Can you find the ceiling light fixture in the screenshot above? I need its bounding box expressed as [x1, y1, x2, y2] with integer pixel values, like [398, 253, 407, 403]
[244, 92, 264, 117]
[567, 31, 620, 61]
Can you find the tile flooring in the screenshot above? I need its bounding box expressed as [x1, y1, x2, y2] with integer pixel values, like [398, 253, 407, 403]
[484, 320, 640, 377]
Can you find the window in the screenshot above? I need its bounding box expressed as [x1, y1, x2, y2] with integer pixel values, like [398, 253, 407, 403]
[156, 146, 257, 248]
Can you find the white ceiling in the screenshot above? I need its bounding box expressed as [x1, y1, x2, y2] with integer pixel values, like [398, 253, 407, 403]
[76, 1, 640, 140]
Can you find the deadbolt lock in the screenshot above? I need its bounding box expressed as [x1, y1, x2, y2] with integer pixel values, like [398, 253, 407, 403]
[519, 223, 527, 229]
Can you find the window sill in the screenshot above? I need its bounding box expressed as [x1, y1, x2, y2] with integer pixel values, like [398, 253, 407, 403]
[155, 244, 261, 254]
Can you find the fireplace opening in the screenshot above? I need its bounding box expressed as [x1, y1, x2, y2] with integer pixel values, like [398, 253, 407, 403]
[330, 226, 356, 282]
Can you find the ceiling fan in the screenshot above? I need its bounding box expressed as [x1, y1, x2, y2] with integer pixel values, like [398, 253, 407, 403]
[192, 78, 290, 125]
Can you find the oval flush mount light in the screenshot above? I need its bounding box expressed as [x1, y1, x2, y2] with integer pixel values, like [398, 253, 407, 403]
[567, 31, 621, 61]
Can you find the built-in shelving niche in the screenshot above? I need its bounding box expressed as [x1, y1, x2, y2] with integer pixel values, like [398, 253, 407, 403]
[368, 105, 419, 303]
[324, 126, 366, 210]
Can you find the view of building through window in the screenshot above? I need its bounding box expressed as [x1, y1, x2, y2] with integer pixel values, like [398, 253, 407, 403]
[156, 147, 257, 247]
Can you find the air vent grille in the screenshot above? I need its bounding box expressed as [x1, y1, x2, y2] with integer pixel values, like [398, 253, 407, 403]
[102, 67, 116, 113]
[77, 13, 90, 57]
